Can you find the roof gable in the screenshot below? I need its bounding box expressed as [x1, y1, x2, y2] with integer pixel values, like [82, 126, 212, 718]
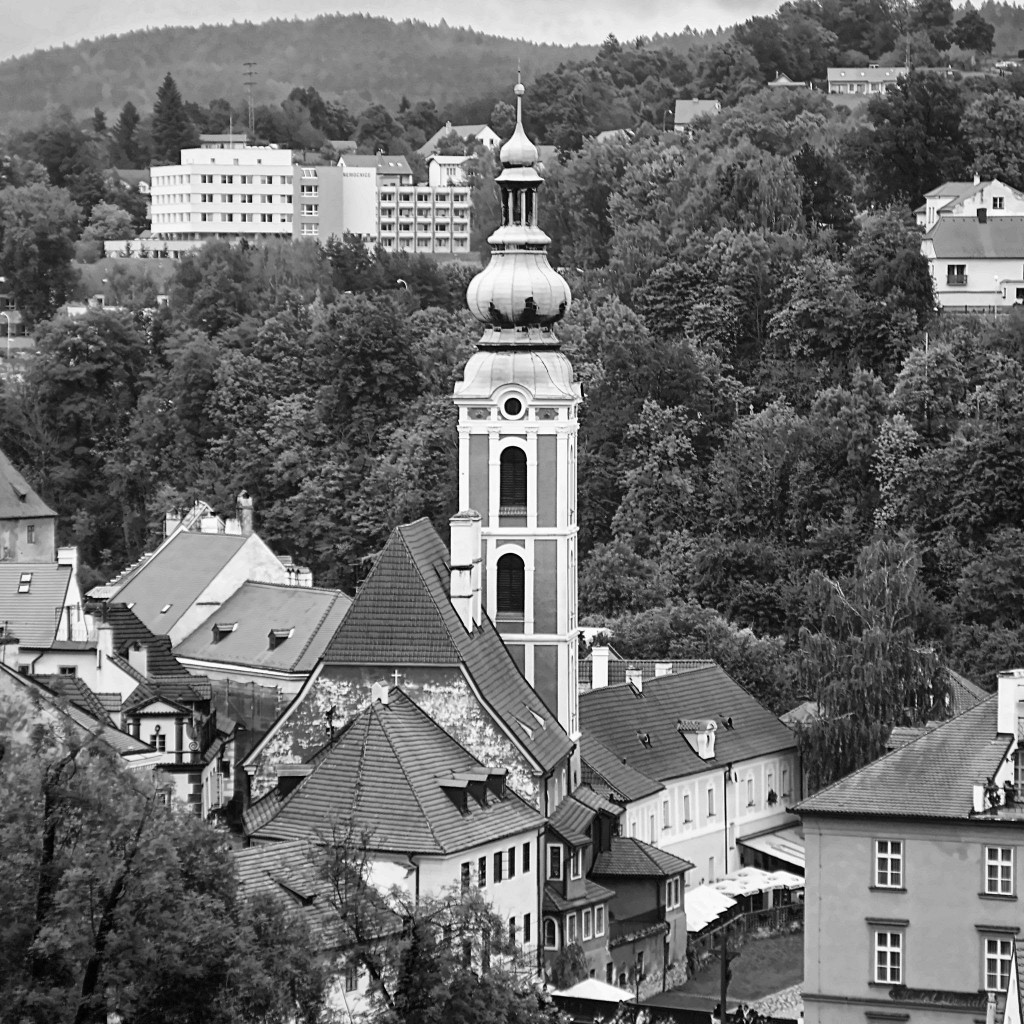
[580, 664, 796, 785]
[0, 563, 72, 647]
[590, 836, 694, 877]
[249, 688, 542, 851]
[0, 448, 56, 520]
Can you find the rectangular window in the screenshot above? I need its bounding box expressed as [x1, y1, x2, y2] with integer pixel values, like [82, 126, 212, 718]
[582, 908, 593, 940]
[595, 904, 605, 936]
[707, 787, 716, 817]
[26, 524, 35, 543]
[947, 263, 968, 286]
[523, 842, 531, 872]
[986, 937, 1013, 990]
[494, 851, 503, 883]
[708, 856, 715, 882]
[344, 963, 359, 992]
[58, 665, 76, 676]
[566, 913, 577, 943]
[747, 778, 755, 806]
[874, 930, 902, 984]
[683, 793, 692, 822]
[782, 767, 790, 796]
[523, 913, 530, 943]
[150, 733, 166, 752]
[986, 847, 1014, 895]
[570, 848, 582, 879]
[509, 917, 516, 944]
[666, 876, 681, 909]
[994, 196, 1005, 210]
[478, 856, 486, 888]
[18, 572, 32, 594]
[548, 845, 562, 880]
[663, 798, 671, 829]
[649, 813, 656, 842]
[300, 223, 319, 236]
[301, 204, 319, 216]
[508, 846, 516, 878]
[875, 840, 903, 888]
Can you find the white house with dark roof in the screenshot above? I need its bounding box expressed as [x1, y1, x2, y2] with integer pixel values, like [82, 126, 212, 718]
[827, 65, 907, 97]
[580, 663, 801, 885]
[173, 581, 351, 695]
[673, 99, 721, 135]
[419, 121, 501, 157]
[921, 214, 1024, 309]
[797, 669, 1024, 1024]
[920, 177, 1024, 230]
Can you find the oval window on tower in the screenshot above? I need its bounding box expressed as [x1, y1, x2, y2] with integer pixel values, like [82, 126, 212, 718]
[502, 395, 524, 418]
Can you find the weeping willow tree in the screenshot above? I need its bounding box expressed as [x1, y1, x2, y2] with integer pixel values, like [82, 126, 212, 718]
[795, 535, 948, 794]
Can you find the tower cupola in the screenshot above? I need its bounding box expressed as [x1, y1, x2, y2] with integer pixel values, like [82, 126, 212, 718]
[466, 78, 571, 337]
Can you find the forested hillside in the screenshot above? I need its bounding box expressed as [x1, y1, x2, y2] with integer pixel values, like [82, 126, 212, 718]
[0, 14, 719, 128]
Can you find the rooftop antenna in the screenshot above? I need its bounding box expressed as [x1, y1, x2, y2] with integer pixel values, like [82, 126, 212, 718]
[243, 61, 258, 139]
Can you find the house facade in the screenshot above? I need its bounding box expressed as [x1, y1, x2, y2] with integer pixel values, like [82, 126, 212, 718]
[673, 99, 721, 135]
[798, 669, 1024, 1024]
[827, 65, 907, 95]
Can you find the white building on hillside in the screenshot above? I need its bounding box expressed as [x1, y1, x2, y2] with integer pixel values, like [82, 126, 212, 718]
[150, 135, 295, 257]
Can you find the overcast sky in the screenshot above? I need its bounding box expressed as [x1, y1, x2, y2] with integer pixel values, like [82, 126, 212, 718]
[2, 0, 784, 62]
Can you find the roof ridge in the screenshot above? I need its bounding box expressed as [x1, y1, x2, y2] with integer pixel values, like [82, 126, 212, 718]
[373, 693, 446, 853]
[293, 592, 344, 667]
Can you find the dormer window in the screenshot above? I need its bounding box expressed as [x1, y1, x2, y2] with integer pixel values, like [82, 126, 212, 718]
[17, 572, 31, 594]
[268, 627, 294, 650]
[213, 622, 237, 642]
[548, 844, 563, 880]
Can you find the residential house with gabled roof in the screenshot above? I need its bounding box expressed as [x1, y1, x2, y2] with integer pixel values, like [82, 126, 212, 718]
[920, 177, 1024, 230]
[580, 664, 801, 885]
[242, 515, 574, 812]
[244, 684, 544, 987]
[0, 446, 57, 562]
[90, 492, 312, 646]
[796, 668, 1024, 1024]
[419, 122, 501, 157]
[672, 99, 721, 136]
[827, 65, 907, 97]
[541, 784, 692, 993]
[173, 581, 351, 696]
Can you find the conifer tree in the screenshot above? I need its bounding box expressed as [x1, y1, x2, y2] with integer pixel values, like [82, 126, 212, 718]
[112, 101, 143, 166]
[151, 73, 198, 164]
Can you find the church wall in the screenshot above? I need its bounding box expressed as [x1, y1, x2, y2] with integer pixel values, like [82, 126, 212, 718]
[469, 435, 489, 525]
[533, 539, 558, 632]
[249, 664, 540, 807]
[536, 435, 557, 528]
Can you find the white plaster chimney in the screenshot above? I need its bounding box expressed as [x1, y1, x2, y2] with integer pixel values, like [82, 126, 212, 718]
[997, 668, 1024, 737]
[56, 546, 79, 573]
[449, 510, 482, 632]
[127, 641, 149, 679]
[591, 645, 610, 689]
[236, 490, 254, 537]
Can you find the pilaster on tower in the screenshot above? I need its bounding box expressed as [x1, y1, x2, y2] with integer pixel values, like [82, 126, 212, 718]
[453, 78, 582, 750]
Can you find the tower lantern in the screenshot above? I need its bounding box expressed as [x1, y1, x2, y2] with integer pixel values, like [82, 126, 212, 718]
[454, 78, 582, 750]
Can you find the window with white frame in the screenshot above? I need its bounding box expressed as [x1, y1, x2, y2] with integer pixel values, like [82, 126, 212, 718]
[875, 840, 903, 888]
[986, 936, 1013, 990]
[595, 905, 605, 936]
[985, 846, 1014, 895]
[666, 876, 681, 910]
[566, 913, 577, 943]
[708, 786, 716, 817]
[781, 768, 790, 796]
[746, 778, 754, 806]
[543, 918, 557, 949]
[663, 798, 671, 829]
[994, 196, 1005, 210]
[548, 844, 562, 880]
[570, 848, 582, 879]
[873, 930, 902, 984]
[683, 793, 692, 822]
[344, 962, 359, 992]
[582, 908, 593, 940]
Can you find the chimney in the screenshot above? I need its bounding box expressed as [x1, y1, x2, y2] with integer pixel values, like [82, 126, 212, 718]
[997, 669, 1024, 736]
[975, 172, 981, 185]
[978, 207, 988, 223]
[449, 510, 482, 631]
[127, 641, 149, 679]
[626, 665, 643, 691]
[164, 508, 182, 537]
[591, 645, 610, 689]
[56, 546, 79, 573]
[237, 489, 254, 537]
[371, 681, 391, 705]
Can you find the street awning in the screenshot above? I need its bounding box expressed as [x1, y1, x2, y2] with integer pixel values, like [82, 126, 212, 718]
[738, 825, 805, 871]
[684, 884, 736, 932]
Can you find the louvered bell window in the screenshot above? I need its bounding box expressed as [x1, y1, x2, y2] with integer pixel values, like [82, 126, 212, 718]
[499, 447, 527, 512]
[496, 553, 525, 616]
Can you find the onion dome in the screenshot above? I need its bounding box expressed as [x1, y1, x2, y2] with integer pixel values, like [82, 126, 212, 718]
[465, 76, 571, 339]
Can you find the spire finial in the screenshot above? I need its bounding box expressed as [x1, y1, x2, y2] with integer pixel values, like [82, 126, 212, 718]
[514, 64, 525, 125]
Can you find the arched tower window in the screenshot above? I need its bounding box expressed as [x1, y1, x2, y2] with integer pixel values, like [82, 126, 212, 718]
[496, 553, 525, 616]
[500, 446, 527, 511]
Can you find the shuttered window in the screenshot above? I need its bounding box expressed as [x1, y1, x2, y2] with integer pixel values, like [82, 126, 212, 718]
[500, 447, 527, 509]
[496, 554, 525, 615]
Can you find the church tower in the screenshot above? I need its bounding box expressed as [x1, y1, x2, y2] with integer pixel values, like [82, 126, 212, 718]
[454, 79, 582, 744]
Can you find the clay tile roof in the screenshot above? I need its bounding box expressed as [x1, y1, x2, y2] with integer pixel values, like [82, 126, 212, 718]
[322, 519, 573, 772]
[924, 216, 1024, 259]
[0, 448, 56, 519]
[0, 564, 72, 647]
[581, 735, 662, 803]
[249, 687, 543, 852]
[548, 794, 596, 847]
[35, 673, 110, 723]
[174, 582, 351, 674]
[580, 664, 795, 784]
[797, 696, 1008, 820]
[590, 836, 694, 878]
[571, 785, 623, 819]
[543, 878, 617, 913]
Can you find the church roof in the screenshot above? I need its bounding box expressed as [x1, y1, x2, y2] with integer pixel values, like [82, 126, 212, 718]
[0, 448, 56, 519]
[247, 686, 543, 851]
[322, 518, 572, 772]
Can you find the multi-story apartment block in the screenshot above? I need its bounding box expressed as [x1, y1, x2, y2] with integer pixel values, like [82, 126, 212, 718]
[150, 135, 295, 257]
[377, 178, 472, 255]
[798, 669, 1024, 1024]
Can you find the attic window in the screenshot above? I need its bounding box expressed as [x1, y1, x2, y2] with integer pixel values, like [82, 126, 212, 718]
[17, 572, 32, 594]
[513, 715, 534, 739]
[268, 627, 294, 650]
[527, 707, 545, 729]
[160, 604, 172, 614]
[637, 730, 652, 748]
[212, 622, 237, 642]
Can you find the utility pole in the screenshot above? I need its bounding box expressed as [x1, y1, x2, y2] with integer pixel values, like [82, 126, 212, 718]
[243, 61, 257, 139]
[716, 924, 739, 1024]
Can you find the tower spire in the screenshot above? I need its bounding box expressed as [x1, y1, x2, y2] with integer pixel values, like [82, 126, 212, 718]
[465, 78, 570, 342]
